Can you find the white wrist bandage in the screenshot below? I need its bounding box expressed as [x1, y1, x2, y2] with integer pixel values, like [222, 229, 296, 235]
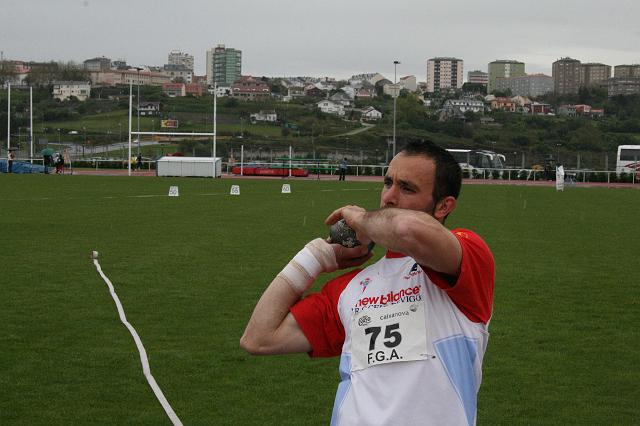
[278, 238, 338, 295]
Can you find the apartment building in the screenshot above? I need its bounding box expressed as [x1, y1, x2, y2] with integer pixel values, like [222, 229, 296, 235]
[614, 64, 640, 78]
[607, 77, 640, 97]
[167, 50, 194, 71]
[206, 44, 242, 86]
[83, 56, 112, 72]
[552, 57, 581, 95]
[52, 81, 91, 101]
[426, 57, 463, 93]
[488, 60, 525, 93]
[580, 63, 611, 87]
[467, 70, 488, 86]
[494, 74, 553, 97]
[163, 64, 193, 84]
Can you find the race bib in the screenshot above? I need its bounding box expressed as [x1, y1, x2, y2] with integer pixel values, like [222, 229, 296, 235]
[350, 301, 430, 371]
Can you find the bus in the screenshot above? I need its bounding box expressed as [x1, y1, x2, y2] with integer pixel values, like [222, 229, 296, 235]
[616, 145, 640, 177]
[446, 149, 506, 176]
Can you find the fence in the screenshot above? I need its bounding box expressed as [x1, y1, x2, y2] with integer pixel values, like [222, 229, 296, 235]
[5, 155, 639, 184]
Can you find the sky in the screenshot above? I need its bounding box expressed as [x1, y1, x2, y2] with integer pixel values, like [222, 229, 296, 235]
[2, 0, 639, 81]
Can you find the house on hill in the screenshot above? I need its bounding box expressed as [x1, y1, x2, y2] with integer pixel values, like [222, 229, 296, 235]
[250, 110, 277, 123]
[137, 102, 161, 116]
[52, 81, 91, 101]
[330, 91, 353, 107]
[361, 106, 382, 121]
[317, 100, 345, 116]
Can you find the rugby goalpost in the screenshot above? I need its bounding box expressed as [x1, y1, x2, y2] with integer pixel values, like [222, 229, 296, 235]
[126, 81, 218, 177]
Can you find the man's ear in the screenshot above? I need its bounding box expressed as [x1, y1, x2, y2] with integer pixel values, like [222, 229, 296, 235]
[434, 196, 457, 221]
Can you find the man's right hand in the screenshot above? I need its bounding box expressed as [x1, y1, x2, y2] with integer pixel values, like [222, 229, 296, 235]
[329, 243, 372, 270]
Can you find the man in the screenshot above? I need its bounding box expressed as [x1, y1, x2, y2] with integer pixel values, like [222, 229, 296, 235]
[136, 152, 143, 171]
[338, 157, 347, 181]
[7, 150, 15, 173]
[241, 140, 495, 425]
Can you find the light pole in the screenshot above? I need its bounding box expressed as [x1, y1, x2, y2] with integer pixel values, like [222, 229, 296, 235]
[392, 60, 400, 159]
[135, 67, 143, 154]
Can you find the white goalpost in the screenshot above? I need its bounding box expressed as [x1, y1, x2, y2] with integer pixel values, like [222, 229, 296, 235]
[127, 82, 218, 177]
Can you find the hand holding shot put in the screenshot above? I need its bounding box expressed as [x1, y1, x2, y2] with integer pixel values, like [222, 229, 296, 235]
[241, 140, 496, 426]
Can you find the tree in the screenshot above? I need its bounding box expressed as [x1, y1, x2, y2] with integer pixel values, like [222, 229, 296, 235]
[461, 83, 487, 94]
[0, 60, 16, 85]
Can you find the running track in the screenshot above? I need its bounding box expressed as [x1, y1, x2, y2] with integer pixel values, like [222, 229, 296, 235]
[68, 168, 640, 189]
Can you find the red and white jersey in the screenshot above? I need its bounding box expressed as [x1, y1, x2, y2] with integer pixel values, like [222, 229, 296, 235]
[291, 229, 494, 426]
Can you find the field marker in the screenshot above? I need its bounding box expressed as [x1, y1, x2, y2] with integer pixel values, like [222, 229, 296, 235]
[91, 252, 183, 426]
[168, 186, 180, 197]
[281, 184, 291, 194]
[230, 185, 240, 195]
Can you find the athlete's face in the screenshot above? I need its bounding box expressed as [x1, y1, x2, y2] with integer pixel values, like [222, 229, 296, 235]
[380, 153, 437, 214]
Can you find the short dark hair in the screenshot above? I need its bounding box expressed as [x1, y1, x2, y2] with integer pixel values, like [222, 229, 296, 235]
[399, 139, 462, 201]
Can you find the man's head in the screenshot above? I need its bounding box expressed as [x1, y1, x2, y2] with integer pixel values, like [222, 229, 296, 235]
[380, 139, 461, 223]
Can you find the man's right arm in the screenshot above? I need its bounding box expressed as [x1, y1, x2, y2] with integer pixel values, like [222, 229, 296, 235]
[240, 239, 371, 355]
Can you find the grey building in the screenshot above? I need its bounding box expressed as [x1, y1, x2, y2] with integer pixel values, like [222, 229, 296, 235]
[607, 77, 640, 97]
[495, 74, 553, 97]
[488, 60, 525, 93]
[83, 56, 112, 72]
[580, 63, 611, 87]
[614, 64, 640, 78]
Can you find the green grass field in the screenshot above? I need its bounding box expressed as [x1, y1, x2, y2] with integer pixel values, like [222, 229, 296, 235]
[1, 175, 639, 425]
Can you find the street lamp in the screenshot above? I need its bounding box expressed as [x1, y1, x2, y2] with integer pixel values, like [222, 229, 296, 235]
[392, 60, 400, 159]
[135, 67, 143, 155]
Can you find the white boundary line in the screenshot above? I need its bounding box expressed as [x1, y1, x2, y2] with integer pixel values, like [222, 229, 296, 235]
[92, 255, 183, 426]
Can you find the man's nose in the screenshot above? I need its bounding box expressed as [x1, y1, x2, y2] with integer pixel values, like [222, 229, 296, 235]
[381, 186, 397, 207]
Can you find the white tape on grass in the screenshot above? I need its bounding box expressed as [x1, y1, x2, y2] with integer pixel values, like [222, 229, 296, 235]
[92, 255, 183, 426]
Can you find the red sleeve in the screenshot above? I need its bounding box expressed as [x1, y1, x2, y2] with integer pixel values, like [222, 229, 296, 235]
[290, 269, 362, 358]
[425, 229, 495, 324]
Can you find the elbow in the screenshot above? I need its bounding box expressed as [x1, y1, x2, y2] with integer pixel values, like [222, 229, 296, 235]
[239, 333, 259, 355]
[240, 333, 269, 355]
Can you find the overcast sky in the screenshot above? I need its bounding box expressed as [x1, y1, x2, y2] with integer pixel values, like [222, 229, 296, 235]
[2, 0, 639, 81]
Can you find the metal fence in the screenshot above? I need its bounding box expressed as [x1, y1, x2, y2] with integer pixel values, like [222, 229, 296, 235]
[5, 155, 639, 184]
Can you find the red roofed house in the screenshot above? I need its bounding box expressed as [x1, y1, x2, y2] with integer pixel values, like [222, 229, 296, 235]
[163, 83, 186, 97]
[185, 83, 204, 96]
[523, 102, 552, 115]
[231, 76, 271, 100]
[490, 97, 516, 112]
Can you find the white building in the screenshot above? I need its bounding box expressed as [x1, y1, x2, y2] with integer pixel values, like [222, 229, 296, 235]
[167, 50, 194, 71]
[316, 100, 345, 116]
[137, 102, 160, 116]
[426, 57, 464, 93]
[361, 106, 382, 121]
[399, 75, 417, 92]
[443, 99, 484, 113]
[52, 81, 91, 101]
[250, 110, 277, 123]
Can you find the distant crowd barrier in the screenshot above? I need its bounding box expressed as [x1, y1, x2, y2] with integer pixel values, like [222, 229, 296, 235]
[5, 156, 638, 183]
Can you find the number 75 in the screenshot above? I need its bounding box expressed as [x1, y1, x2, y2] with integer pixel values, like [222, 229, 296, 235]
[364, 323, 402, 351]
